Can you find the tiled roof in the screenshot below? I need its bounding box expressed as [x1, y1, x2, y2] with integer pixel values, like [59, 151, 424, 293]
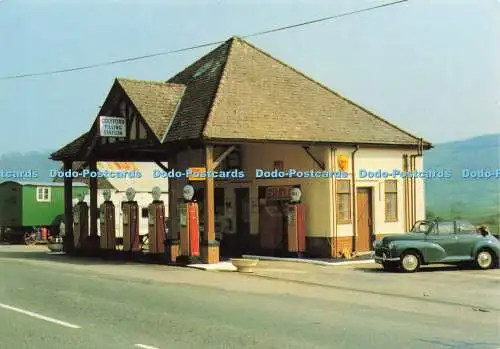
[164, 36, 430, 147]
[116, 78, 185, 141]
[164, 42, 231, 142]
[53, 36, 430, 159]
[50, 132, 88, 160]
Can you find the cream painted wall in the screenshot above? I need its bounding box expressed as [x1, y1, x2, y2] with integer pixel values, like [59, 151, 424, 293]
[331, 146, 425, 238]
[242, 143, 331, 237]
[172, 143, 426, 240]
[414, 156, 425, 221]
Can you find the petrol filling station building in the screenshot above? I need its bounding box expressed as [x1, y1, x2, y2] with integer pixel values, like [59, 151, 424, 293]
[51, 36, 432, 263]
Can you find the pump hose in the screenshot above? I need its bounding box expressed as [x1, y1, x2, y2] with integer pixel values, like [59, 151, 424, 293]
[130, 204, 138, 252]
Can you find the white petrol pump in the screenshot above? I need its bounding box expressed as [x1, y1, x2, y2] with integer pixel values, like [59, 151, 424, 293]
[148, 186, 166, 255]
[73, 193, 89, 249]
[99, 189, 116, 251]
[122, 188, 140, 252]
[178, 184, 200, 258]
[287, 187, 306, 257]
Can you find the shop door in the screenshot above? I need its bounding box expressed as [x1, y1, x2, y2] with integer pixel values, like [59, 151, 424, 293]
[356, 187, 373, 252]
[235, 188, 250, 256]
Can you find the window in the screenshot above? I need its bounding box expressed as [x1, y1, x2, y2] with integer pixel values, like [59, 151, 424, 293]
[456, 221, 476, 233]
[36, 187, 51, 202]
[384, 180, 398, 222]
[336, 180, 351, 223]
[141, 208, 149, 218]
[438, 221, 455, 234]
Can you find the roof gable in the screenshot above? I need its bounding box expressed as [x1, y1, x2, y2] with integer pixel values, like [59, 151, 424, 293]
[116, 79, 185, 141]
[164, 41, 231, 142]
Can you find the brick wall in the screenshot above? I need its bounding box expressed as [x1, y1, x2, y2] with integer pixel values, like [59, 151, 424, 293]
[201, 244, 220, 264]
[306, 236, 355, 258]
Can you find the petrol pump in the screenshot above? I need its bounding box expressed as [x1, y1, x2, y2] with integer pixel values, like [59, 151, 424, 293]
[287, 187, 306, 257]
[148, 186, 166, 255]
[178, 184, 200, 260]
[99, 189, 116, 251]
[122, 187, 140, 252]
[73, 193, 89, 249]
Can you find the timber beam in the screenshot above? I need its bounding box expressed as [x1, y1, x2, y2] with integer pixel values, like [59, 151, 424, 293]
[213, 145, 236, 170]
[302, 146, 325, 170]
[154, 161, 169, 172]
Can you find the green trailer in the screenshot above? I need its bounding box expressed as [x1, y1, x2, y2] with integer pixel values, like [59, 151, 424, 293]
[0, 181, 88, 244]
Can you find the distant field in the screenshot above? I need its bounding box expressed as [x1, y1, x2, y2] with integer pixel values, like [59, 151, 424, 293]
[424, 133, 499, 233]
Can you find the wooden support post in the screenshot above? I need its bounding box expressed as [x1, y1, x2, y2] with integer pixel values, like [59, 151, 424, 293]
[167, 154, 180, 263]
[89, 160, 99, 251]
[63, 160, 74, 253]
[202, 145, 219, 264]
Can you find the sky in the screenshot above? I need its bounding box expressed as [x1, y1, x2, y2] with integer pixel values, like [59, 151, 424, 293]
[0, 0, 498, 154]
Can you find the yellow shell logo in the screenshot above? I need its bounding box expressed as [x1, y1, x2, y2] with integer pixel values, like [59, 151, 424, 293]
[337, 155, 349, 171]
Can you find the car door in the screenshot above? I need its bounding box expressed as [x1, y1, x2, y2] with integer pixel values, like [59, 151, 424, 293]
[425, 222, 459, 260]
[454, 221, 482, 257]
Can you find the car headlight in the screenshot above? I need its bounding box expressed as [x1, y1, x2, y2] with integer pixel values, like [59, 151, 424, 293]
[388, 242, 395, 249]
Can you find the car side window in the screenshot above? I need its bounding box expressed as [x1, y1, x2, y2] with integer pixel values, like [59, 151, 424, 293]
[428, 224, 437, 234]
[437, 222, 455, 234]
[456, 221, 476, 234]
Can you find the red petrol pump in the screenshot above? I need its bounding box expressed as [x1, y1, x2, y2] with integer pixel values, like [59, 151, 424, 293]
[287, 187, 306, 257]
[73, 194, 89, 249]
[179, 184, 200, 260]
[122, 188, 140, 253]
[148, 186, 166, 255]
[99, 189, 116, 251]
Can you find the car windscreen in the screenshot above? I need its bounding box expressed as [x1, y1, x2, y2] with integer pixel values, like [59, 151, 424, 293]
[411, 221, 435, 233]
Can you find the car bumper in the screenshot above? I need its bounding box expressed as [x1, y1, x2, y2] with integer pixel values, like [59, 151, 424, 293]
[374, 250, 400, 264]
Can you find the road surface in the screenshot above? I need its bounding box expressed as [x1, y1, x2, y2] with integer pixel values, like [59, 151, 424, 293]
[0, 246, 498, 349]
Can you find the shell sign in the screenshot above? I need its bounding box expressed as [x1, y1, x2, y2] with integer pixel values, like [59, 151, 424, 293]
[337, 155, 349, 171]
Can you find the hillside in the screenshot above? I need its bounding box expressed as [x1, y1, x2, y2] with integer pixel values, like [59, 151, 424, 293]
[0, 150, 58, 182]
[424, 133, 500, 229]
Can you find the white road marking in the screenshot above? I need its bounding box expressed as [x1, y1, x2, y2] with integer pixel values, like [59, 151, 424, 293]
[0, 302, 80, 329]
[135, 345, 160, 349]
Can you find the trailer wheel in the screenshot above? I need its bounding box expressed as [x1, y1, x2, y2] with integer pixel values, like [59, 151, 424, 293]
[24, 232, 36, 245]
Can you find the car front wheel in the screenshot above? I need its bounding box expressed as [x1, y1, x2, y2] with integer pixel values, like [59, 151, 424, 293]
[400, 251, 421, 273]
[475, 249, 494, 270]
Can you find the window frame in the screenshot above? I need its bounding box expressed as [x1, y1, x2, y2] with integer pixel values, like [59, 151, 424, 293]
[384, 180, 398, 222]
[36, 186, 51, 202]
[336, 179, 351, 224]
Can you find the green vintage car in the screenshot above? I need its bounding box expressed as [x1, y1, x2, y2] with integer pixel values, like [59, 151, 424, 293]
[373, 219, 500, 272]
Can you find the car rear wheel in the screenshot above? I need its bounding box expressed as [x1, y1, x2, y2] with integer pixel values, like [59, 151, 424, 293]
[400, 251, 421, 273]
[475, 249, 494, 270]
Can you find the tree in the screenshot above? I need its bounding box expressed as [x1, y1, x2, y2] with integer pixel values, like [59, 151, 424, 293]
[449, 201, 466, 219]
[425, 208, 436, 219]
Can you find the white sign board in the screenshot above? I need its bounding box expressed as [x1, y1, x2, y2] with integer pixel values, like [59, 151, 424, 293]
[99, 116, 126, 137]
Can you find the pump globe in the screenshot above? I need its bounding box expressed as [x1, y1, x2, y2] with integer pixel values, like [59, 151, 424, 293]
[152, 186, 162, 201]
[103, 189, 112, 201]
[126, 187, 136, 201]
[183, 185, 195, 201]
[290, 187, 302, 202]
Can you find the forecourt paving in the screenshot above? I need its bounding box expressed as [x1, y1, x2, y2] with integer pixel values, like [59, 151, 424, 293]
[0, 246, 498, 349]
